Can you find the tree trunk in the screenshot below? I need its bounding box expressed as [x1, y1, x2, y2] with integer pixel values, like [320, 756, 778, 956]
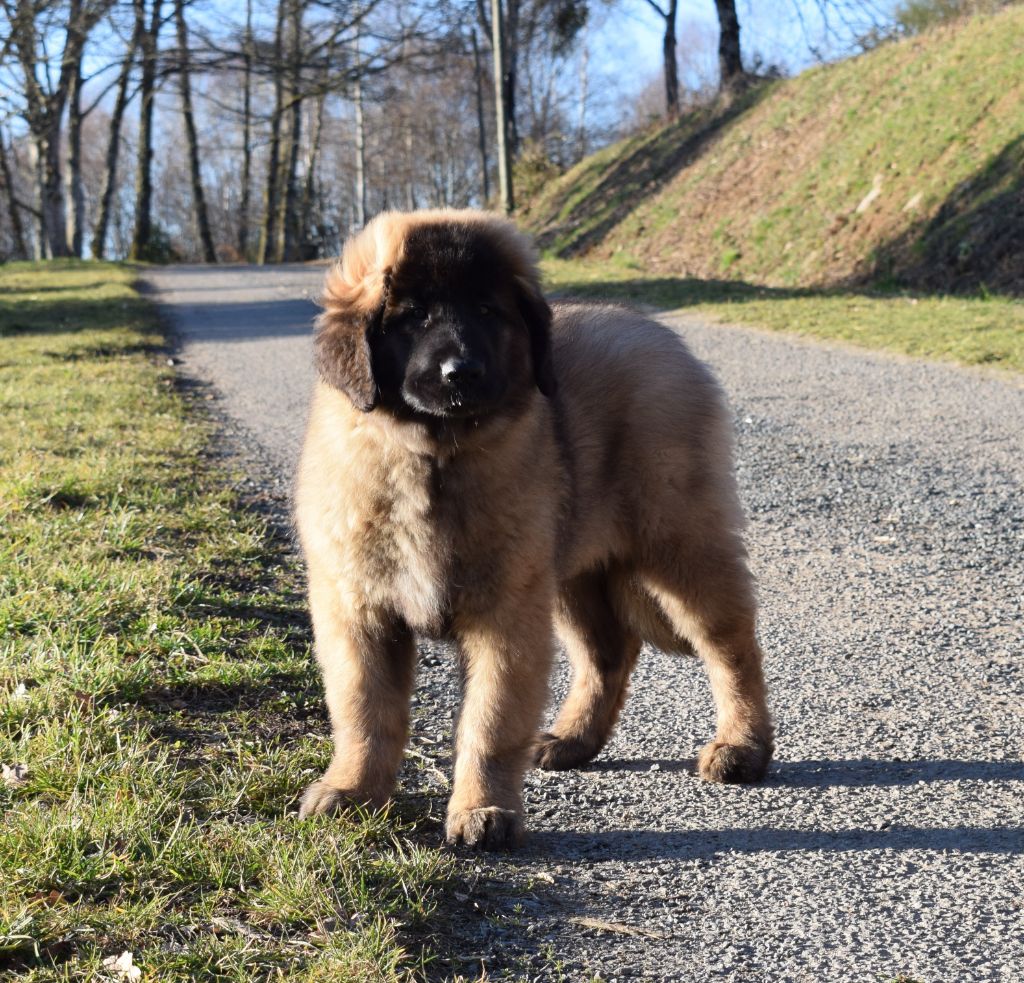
[130, 0, 163, 261]
[65, 59, 86, 256]
[174, 0, 216, 262]
[353, 27, 367, 229]
[238, 0, 254, 259]
[272, 110, 288, 261]
[714, 0, 743, 89]
[403, 123, 416, 211]
[29, 140, 45, 259]
[0, 127, 29, 259]
[577, 33, 589, 159]
[94, 30, 138, 260]
[504, 0, 519, 155]
[471, 27, 490, 205]
[41, 133, 69, 258]
[491, 0, 514, 213]
[280, 0, 304, 262]
[662, 0, 679, 120]
[258, 0, 286, 264]
[301, 93, 325, 252]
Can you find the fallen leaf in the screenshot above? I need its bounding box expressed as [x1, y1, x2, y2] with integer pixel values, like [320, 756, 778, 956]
[102, 951, 141, 981]
[28, 889, 64, 907]
[2, 763, 29, 787]
[210, 916, 262, 939]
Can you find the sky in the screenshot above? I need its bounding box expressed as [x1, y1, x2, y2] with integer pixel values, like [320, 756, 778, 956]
[594, 0, 899, 86]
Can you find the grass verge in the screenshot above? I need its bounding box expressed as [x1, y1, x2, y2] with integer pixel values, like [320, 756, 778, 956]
[542, 256, 1024, 373]
[0, 261, 452, 981]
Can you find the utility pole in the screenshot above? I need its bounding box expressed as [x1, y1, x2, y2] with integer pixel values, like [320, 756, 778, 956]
[490, 0, 513, 214]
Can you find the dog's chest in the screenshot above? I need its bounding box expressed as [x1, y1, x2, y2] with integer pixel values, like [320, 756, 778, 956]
[346, 453, 513, 633]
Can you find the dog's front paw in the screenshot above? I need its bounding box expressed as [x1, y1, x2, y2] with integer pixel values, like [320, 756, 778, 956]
[298, 779, 365, 818]
[697, 738, 772, 784]
[446, 806, 524, 851]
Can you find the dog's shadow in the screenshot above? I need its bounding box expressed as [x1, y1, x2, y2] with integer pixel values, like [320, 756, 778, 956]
[521, 756, 1024, 860]
[590, 755, 1024, 787]
[528, 822, 1024, 860]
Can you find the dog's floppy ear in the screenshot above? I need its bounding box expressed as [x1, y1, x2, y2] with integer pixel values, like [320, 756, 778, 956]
[516, 280, 556, 398]
[314, 268, 391, 412]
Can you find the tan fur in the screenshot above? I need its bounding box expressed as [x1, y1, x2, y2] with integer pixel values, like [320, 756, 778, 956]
[295, 209, 773, 848]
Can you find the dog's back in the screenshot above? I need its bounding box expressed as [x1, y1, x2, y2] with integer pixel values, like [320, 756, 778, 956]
[549, 302, 742, 580]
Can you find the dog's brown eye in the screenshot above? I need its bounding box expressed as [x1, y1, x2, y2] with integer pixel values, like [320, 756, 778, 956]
[410, 306, 427, 319]
[479, 304, 491, 315]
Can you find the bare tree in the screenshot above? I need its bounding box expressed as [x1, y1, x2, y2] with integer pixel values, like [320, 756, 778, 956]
[238, 0, 254, 258]
[279, 0, 306, 260]
[470, 26, 491, 204]
[2, 0, 115, 257]
[129, 0, 164, 260]
[173, 0, 216, 262]
[65, 58, 86, 254]
[300, 88, 326, 249]
[639, 0, 679, 119]
[576, 26, 588, 158]
[490, 0, 514, 212]
[353, 25, 367, 227]
[94, 18, 140, 260]
[258, 0, 286, 263]
[0, 125, 29, 258]
[713, 0, 743, 89]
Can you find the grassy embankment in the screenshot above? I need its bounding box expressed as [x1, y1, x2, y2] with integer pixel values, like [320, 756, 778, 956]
[527, 6, 1024, 373]
[0, 262, 452, 981]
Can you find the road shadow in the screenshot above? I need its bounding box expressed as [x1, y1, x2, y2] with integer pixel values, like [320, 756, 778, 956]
[773, 757, 1024, 787]
[528, 823, 1024, 860]
[162, 298, 319, 343]
[590, 756, 1024, 787]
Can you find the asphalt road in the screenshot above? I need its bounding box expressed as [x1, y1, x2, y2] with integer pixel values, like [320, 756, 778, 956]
[147, 264, 1024, 982]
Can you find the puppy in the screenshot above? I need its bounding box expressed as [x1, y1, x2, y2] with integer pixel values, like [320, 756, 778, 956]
[295, 209, 773, 849]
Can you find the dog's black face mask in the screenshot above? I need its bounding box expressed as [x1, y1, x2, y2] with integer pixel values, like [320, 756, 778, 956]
[374, 298, 513, 419]
[367, 225, 555, 422]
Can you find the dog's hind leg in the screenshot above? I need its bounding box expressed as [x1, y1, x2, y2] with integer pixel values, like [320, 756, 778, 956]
[534, 568, 642, 770]
[644, 540, 774, 783]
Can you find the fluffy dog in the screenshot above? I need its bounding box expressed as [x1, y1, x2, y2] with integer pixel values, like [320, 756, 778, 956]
[294, 209, 773, 849]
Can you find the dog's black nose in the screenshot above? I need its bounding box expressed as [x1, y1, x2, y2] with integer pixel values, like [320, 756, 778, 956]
[440, 356, 485, 385]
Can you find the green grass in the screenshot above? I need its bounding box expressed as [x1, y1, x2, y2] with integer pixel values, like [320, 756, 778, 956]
[543, 256, 1024, 372]
[0, 262, 453, 980]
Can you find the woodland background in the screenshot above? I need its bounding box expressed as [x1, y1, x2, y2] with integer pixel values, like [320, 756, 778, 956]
[0, 0, 1007, 264]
